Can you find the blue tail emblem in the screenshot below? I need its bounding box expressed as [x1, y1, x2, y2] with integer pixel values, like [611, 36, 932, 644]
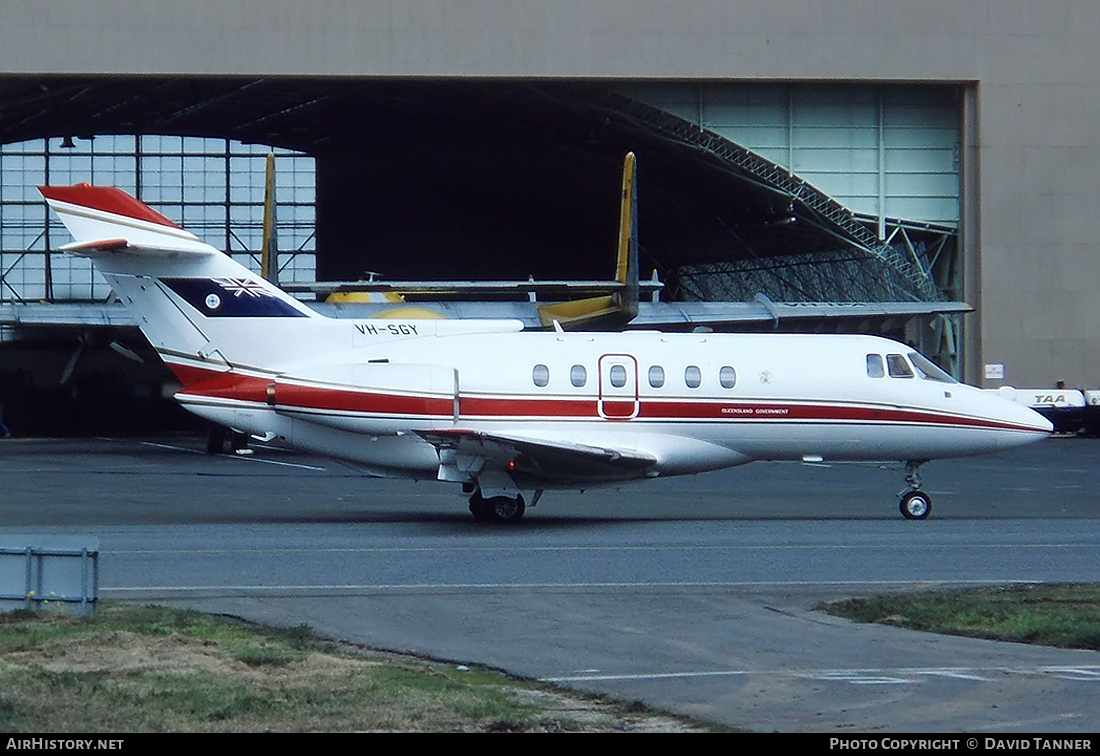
[161, 277, 308, 318]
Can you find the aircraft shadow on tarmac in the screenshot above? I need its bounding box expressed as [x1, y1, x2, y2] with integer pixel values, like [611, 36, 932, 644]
[6, 436, 1098, 526]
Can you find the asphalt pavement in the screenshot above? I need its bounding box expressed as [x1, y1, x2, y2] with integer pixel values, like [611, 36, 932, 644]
[3, 435, 1098, 732]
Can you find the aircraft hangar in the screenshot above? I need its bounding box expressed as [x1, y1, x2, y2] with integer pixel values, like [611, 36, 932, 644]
[0, 1, 1097, 433]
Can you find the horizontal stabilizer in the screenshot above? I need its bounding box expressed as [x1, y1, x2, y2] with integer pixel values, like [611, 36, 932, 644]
[536, 295, 619, 329]
[292, 279, 663, 296]
[40, 184, 219, 256]
[59, 238, 216, 258]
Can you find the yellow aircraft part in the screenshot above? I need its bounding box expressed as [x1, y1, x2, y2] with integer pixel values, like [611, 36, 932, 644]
[326, 291, 407, 304]
[369, 306, 447, 320]
[323, 290, 443, 318]
[322, 151, 639, 331]
[535, 152, 638, 330]
[536, 295, 617, 328]
[615, 151, 636, 285]
[260, 153, 277, 283]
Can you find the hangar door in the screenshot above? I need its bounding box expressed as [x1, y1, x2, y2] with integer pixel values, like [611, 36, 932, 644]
[620, 84, 960, 239]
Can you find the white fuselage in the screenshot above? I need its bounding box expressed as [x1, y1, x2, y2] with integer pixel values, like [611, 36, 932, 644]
[36, 182, 1052, 501]
[168, 319, 1052, 486]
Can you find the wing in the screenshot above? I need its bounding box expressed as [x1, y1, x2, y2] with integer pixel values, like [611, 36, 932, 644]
[415, 428, 658, 494]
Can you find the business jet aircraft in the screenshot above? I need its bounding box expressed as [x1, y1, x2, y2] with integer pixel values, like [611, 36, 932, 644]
[39, 155, 1051, 522]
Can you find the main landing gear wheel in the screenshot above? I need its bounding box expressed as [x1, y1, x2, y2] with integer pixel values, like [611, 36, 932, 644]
[468, 492, 526, 523]
[899, 490, 932, 520]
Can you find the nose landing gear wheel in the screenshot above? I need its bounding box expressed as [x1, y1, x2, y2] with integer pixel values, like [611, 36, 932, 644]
[899, 490, 932, 520]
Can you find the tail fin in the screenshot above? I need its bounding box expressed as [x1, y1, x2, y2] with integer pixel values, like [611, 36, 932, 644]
[40, 184, 320, 381]
[536, 152, 640, 329]
[614, 151, 640, 322]
[40, 184, 216, 258]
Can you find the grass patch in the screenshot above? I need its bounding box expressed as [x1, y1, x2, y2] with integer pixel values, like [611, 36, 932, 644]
[0, 603, 708, 733]
[819, 584, 1100, 650]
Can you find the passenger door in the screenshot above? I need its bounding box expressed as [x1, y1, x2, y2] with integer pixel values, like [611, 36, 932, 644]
[598, 354, 639, 420]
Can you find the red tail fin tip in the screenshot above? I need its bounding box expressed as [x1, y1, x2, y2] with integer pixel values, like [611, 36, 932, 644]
[39, 185, 180, 229]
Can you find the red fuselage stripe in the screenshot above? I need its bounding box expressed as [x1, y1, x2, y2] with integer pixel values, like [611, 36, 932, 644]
[170, 362, 1044, 434]
[278, 382, 452, 417]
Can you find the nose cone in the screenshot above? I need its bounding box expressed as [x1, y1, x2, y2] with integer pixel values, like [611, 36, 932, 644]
[987, 392, 1054, 446]
[1018, 405, 1055, 435]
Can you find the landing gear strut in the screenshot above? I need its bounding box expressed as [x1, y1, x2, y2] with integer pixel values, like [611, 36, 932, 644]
[468, 491, 526, 523]
[898, 460, 932, 520]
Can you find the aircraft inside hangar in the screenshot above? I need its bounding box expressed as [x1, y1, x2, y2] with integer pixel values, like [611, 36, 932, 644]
[0, 77, 964, 434]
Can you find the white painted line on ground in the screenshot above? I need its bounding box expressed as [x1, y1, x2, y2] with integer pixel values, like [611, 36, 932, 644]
[99, 578, 1066, 594]
[543, 665, 1100, 684]
[545, 670, 751, 682]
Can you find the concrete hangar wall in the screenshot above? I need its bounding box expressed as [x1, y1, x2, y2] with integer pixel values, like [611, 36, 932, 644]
[0, 1, 1096, 389]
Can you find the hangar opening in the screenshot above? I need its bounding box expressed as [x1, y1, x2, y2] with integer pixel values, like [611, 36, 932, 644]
[0, 77, 966, 433]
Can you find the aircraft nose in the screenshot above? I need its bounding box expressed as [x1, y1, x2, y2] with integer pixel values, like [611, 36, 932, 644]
[1022, 408, 1055, 435]
[979, 386, 1054, 439]
[1002, 399, 1054, 438]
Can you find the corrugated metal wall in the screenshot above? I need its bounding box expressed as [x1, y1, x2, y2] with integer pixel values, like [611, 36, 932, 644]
[621, 84, 960, 235]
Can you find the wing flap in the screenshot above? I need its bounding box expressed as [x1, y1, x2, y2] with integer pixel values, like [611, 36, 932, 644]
[415, 427, 657, 487]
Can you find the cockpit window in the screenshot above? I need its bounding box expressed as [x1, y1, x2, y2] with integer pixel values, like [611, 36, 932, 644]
[866, 354, 885, 378]
[886, 353, 914, 378]
[908, 352, 957, 383]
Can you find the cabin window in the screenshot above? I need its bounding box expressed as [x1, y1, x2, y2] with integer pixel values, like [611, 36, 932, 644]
[886, 353, 914, 378]
[570, 364, 587, 387]
[908, 352, 957, 383]
[648, 365, 665, 388]
[532, 364, 550, 387]
[866, 354, 885, 378]
[609, 364, 628, 388]
[684, 365, 702, 389]
[719, 365, 737, 389]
